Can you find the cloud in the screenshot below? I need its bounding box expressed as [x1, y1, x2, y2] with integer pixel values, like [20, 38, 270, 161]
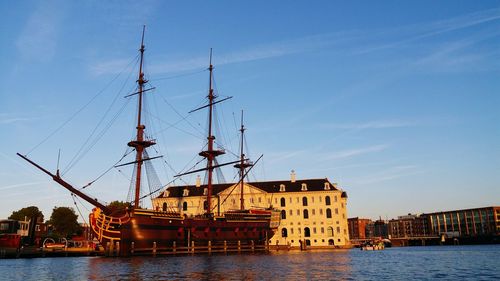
[352, 165, 422, 185]
[0, 117, 31, 125]
[91, 31, 353, 75]
[0, 182, 42, 191]
[320, 120, 417, 130]
[16, 0, 64, 62]
[354, 8, 500, 55]
[326, 144, 390, 160]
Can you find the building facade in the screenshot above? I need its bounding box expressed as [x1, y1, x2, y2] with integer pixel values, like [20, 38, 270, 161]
[388, 214, 429, 238]
[152, 176, 350, 248]
[424, 206, 499, 238]
[348, 217, 371, 240]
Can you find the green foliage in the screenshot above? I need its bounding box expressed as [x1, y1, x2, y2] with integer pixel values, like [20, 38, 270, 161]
[8, 206, 44, 222]
[49, 206, 81, 238]
[107, 200, 131, 213]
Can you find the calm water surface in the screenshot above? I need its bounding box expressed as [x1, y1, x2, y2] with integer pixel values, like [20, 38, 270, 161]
[1, 245, 499, 280]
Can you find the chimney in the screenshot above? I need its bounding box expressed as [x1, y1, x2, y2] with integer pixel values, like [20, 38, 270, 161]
[291, 170, 296, 183]
[196, 175, 201, 187]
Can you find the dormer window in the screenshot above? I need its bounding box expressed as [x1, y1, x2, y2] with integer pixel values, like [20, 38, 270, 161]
[203, 188, 208, 196]
[279, 184, 286, 192]
[324, 182, 330, 190]
[163, 190, 170, 197]
[183, 189, 189, 197]
[301, 183, 307, 191]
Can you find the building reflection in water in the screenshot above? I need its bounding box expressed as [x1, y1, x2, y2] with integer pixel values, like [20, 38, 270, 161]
[87, 250, 353, 280]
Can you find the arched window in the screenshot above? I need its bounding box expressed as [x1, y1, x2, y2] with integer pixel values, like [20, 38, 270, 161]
[326, 208, 332, 218]
[328, 239, 334, 245]
[325, 196, 331, 205]
[162, 202, 167, 212]
[302, 197, 308, 206]
[282, 228, 288, 237]
[303, 209, 309, 219]
[281, 210, 287, 220]
[327, 227, 334, 237]
[182, 202, 188, 211]
[280, 197, 286, 207]
[304, 227, 311, 237]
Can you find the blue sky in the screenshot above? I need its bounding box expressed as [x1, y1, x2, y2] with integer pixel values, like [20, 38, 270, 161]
[1, 0, 499, 221]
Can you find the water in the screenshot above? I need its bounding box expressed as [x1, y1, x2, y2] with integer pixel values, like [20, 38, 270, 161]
[1, 245, 499, 280]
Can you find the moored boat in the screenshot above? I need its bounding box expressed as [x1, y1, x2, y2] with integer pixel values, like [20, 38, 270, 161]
[18, 27, 280, 256]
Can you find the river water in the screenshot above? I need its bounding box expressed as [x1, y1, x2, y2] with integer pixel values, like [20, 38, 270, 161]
[1, 245, 499, 280]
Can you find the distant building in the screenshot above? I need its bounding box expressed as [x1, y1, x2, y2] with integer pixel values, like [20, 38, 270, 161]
[373, 219, 388, 238]
[348, 217, 371, 240]
[424, 206, 499, 238]
[153, 174, 350, 248]
[388, 214, 429, 238]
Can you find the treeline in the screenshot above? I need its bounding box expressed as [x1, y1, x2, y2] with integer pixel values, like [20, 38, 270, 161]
[7, 201, 130, 238]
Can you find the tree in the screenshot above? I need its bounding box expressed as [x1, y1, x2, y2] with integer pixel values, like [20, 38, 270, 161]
[9, 206, 44, 222]
[49, 207, 81, 238]
[107, 200, 131, 214]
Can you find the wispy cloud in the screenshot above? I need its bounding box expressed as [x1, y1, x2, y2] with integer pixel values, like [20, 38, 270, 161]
[91, 31, 354, 75]
[0, 117, 31, 125]
[352, 165, 423, 185]
[15, 0, 65, 62]
[326, 144, 390, 160]
[319, 120, 417, 130]
[354, 8, 500, 55]
[0, 182, 42, 191]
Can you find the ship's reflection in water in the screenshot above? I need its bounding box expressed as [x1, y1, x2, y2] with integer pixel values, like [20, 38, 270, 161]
[3, 246, 500, 280]
[87, 250, 353, 280]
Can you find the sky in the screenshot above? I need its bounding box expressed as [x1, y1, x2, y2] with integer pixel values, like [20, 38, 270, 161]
[1, 0, 499, 222]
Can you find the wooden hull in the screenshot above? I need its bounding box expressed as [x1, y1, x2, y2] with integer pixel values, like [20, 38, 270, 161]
[89, 208, 280, 256]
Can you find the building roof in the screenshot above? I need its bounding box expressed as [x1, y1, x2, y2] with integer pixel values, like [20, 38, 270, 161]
[158, 178, 345, 198]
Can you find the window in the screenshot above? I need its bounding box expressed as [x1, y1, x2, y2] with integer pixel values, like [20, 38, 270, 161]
[301, 183, 307, 191]
[311, 196, 314, 203]
[334, 195, 338, 202]
[327, 227, 334, 237]
[335, 208, 339, 215]
[289, 210, 293, 216]
[319, 209, 323, 215]
[321, 227, 325, 234]
[282, 228, 288, 237]
[183, 189, 189, 196]
[291, 228, 294, 234]
[296, 197, 299, 203]
[319, 196, 322, 203]
[258, 197, 262, 203]
[337, 227, 341, 233]
[313, 227, 317, 234]
[304, 227, 311, 237]
[281, 197, 286, 207]
[325, 196, 331, 205]
[162, 202, 167, 212]
[298, 228, 302, 234]
[182, 202, 188, 211]
[297, 210, 301, 216]
[281, 210, 287, 220]
[203, 188, 207, 195]
[326, 208, 332, 218]
[312, 209, 316, 216]
[302, 197, 308, 206]
[324, 182, 330, 190]
[280, 184, 286, 192]
[303, 209, 309, 219]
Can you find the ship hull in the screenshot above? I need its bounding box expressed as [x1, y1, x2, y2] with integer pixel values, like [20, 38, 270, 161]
[89, 208, 279, 256]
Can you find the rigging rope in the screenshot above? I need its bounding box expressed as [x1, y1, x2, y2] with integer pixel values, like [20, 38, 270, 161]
[27, 54, 140, 156]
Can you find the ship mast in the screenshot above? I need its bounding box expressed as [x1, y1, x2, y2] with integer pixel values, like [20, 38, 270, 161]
[234, 111, 253, 210]
[127, 26, 155, 209]
[199, 49, 225, 215]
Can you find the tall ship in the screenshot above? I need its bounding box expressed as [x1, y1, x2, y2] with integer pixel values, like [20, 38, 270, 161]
[18, 27, 280, 256]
